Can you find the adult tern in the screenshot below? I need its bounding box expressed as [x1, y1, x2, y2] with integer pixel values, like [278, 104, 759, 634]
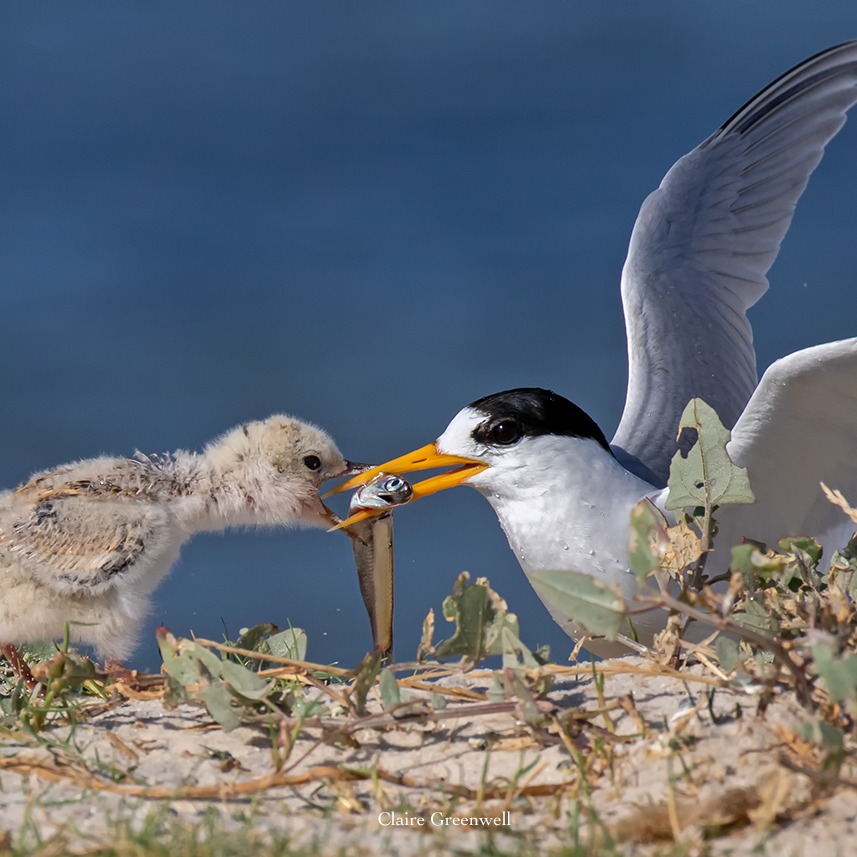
[333, 42, 857, 655]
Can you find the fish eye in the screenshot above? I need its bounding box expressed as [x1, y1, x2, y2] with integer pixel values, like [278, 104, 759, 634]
[489, 420, 523, 446]
[303, 455, 322, 471]
[384, 476, 405, 491]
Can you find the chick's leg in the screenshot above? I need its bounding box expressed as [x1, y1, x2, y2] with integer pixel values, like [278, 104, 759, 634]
[1, 643, 37, 691]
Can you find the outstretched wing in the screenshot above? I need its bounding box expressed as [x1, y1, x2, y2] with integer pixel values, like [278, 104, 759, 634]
[713, 338, 857, 562]
[613, 41, 857, 485]
[0, 493, 174, 596]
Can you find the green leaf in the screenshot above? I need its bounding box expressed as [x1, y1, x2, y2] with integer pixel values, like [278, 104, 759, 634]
[486, 612, 523, 659]
[486, 672, 505, 704]
[19, 640, 63, 661]
[379, 668, 401, 710]
[499, 626, 539, 669]
[435, 573, 494, 660]
[429, 692, 448, 709]
[730, 597, 776, 637]
[730, 543, 791, 586]
[715, 637, 741, 673]
[158, 630, 224, 689]
[798, 717, 845, 749]
[267, 627, 308, 662]
[429, 574, 541, 667]
[730, 543, 760, 578]
[778, 537, 823, 566]
[219, 660, 271, 701]
[528, 569, 625, 640]
[157, 629, 274, 729]
[434, 573, 522, 662]
[829, 541, 857, 596]
[351, 651, 383, 716]
[235, 623, 278, 653]
[666, 398, 755, 511]
[813, 642, 857, 708]
[628, 499, 667, 584]
[502, 669, 544, 726]
[199, 685, 244, 731]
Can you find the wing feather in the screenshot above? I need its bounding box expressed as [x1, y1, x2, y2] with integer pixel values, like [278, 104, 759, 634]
[614, 42, 857, 484]
[0, 493, 173, 595]
[714, 338, 857, 562]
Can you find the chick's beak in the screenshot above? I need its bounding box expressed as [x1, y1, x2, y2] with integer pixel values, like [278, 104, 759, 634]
[325, 441, 488, 530]
[309, 497, 368, 545]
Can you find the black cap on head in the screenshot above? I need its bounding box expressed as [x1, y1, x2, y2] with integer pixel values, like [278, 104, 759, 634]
[469, 388, 612, 453]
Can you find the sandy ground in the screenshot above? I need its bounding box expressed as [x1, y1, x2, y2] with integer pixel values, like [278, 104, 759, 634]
[1, 658, 855, 856]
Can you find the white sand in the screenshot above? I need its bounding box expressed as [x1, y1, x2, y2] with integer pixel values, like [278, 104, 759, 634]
[1, 659, 854, 855]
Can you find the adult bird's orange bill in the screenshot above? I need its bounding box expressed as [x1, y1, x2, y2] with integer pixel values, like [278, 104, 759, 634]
[327, 442, 487, 529]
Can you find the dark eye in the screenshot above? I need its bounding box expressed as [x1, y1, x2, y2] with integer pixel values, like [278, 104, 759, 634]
[488, 421, 523, 446]
[303, 455, 322, 471]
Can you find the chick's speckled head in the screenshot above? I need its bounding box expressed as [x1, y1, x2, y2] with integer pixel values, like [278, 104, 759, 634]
[206, 416, 350, 487]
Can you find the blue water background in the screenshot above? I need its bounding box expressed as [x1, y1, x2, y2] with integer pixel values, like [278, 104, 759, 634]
[2, 3, 857, 669]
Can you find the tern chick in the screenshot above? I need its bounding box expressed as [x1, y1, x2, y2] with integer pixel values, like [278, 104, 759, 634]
[0, 416, 361, 677]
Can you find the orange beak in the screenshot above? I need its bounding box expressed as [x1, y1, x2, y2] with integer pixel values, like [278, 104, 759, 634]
[325, 441, 488, 530]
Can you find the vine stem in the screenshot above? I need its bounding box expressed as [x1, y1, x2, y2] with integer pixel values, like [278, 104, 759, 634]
[633, 588, 814, 708]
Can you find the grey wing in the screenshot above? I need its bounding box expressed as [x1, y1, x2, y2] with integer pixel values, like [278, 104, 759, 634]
[0, 494, 175, 596]
[613, 41, 857, 486]
[714, 338, 857, 561]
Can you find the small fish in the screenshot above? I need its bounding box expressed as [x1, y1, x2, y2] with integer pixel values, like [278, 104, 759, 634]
[347, 473, 412, 661]
[351, 473, 413, 511]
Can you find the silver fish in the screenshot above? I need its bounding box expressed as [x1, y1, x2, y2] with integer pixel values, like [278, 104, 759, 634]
[351, 473, 413, 511]
[346, 473, 412, 660]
